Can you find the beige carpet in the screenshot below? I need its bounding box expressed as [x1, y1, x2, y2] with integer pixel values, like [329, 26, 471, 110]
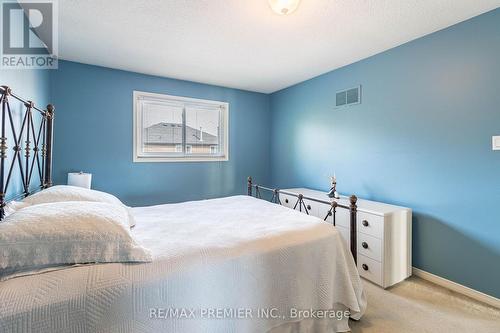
[349, 276, 500, 333]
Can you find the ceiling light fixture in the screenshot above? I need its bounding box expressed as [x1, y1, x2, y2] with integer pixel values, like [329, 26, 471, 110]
[268, 0, 301, 15]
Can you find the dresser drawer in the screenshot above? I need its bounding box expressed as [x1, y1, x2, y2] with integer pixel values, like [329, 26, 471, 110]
[357, 211, 384, 239]
[335, 225, 350, 249]
[279, 193, 296, 209]
[325, 206, 350, 228]
[316, 202, 332, 221]
[358, 254, 383, 286]
[357, 232, 382, 262]
[280, 194, 321, 217]
[302, 198, 319, 217]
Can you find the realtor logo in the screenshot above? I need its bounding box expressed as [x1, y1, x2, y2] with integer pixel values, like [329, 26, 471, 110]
[1, 0, 58, 69]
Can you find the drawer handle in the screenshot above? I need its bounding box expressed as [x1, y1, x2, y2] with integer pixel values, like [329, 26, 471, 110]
[362, 242, 368, 249]
[362, 220, 369, 227]
[306, 205, 311, 210]
[285, 199, 289, 203]
[362, 264, 369, 271]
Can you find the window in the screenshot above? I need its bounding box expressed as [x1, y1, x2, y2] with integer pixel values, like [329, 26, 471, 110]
[134, 91, 229, 162]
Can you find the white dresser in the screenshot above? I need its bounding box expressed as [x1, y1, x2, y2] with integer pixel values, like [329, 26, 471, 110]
[279, 188, 412, 288]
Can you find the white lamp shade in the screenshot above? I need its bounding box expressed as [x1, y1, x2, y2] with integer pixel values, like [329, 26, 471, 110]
[67, 172, 92, 189]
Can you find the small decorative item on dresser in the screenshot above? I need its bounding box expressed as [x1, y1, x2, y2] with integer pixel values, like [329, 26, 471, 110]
[327, 173, 340, 199]
[67, 172, 92, 189]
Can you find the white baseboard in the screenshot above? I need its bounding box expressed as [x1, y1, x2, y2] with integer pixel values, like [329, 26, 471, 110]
[412, 267, 500, 309]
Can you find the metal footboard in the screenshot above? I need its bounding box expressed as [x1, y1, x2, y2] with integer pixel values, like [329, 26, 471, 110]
[247, 176, 358, 263]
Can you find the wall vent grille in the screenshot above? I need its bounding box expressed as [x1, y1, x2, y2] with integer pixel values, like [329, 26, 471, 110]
[336, 85, 361, 108]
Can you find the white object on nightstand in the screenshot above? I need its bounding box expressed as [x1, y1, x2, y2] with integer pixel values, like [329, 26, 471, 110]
[280, 188, 412, 288]
[67, 172, 92, 189]
[492, 136, 500, 150]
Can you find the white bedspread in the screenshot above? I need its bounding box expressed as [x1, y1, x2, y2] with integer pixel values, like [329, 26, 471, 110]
[0, 195, 366, 333]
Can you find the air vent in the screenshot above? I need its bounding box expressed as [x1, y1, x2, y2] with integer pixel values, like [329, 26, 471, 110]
[336, 85, 361, 108]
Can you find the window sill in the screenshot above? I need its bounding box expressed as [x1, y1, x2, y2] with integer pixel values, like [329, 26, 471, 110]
[133, 156, 229, 163]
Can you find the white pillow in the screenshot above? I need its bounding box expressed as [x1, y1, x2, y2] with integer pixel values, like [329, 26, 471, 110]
[0, 201, 151, 280]
[21, 185, 136, 227]
[3, 200, 29, 217]
[23, 185, 123, 205]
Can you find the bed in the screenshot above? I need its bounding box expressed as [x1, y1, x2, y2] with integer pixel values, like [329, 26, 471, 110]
[0, 86, 366, 333]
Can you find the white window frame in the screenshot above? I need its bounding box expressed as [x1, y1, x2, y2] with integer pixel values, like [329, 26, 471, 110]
[133, 91, 229, 162]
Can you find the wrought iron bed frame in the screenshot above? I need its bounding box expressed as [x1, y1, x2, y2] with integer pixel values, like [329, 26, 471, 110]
[0, 85, 54, 219]
[0, 86, 355, 263]
[247, 177, 358, 263]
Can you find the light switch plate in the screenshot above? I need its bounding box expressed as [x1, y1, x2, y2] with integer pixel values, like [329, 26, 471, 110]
[493, 136, 500, 150]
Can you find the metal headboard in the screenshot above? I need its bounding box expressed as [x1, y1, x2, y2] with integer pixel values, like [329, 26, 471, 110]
[0, 85, 54, 219]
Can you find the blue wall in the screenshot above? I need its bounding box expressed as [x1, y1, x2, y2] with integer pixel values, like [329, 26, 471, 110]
[4, 8, 499, 298]
[50, 61, 271, 206]
[0, 69, 51, 198]
[270, 9, 500, 297]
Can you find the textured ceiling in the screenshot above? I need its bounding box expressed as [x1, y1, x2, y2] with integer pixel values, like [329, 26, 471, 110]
[58, 0, 500, 93]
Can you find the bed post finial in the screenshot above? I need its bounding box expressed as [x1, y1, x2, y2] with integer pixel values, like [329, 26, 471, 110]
[0, 86, 11, 96]
[247, 177, 252, 196]
[46, 104, 55, 116]
[349, 195, 358, 263]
